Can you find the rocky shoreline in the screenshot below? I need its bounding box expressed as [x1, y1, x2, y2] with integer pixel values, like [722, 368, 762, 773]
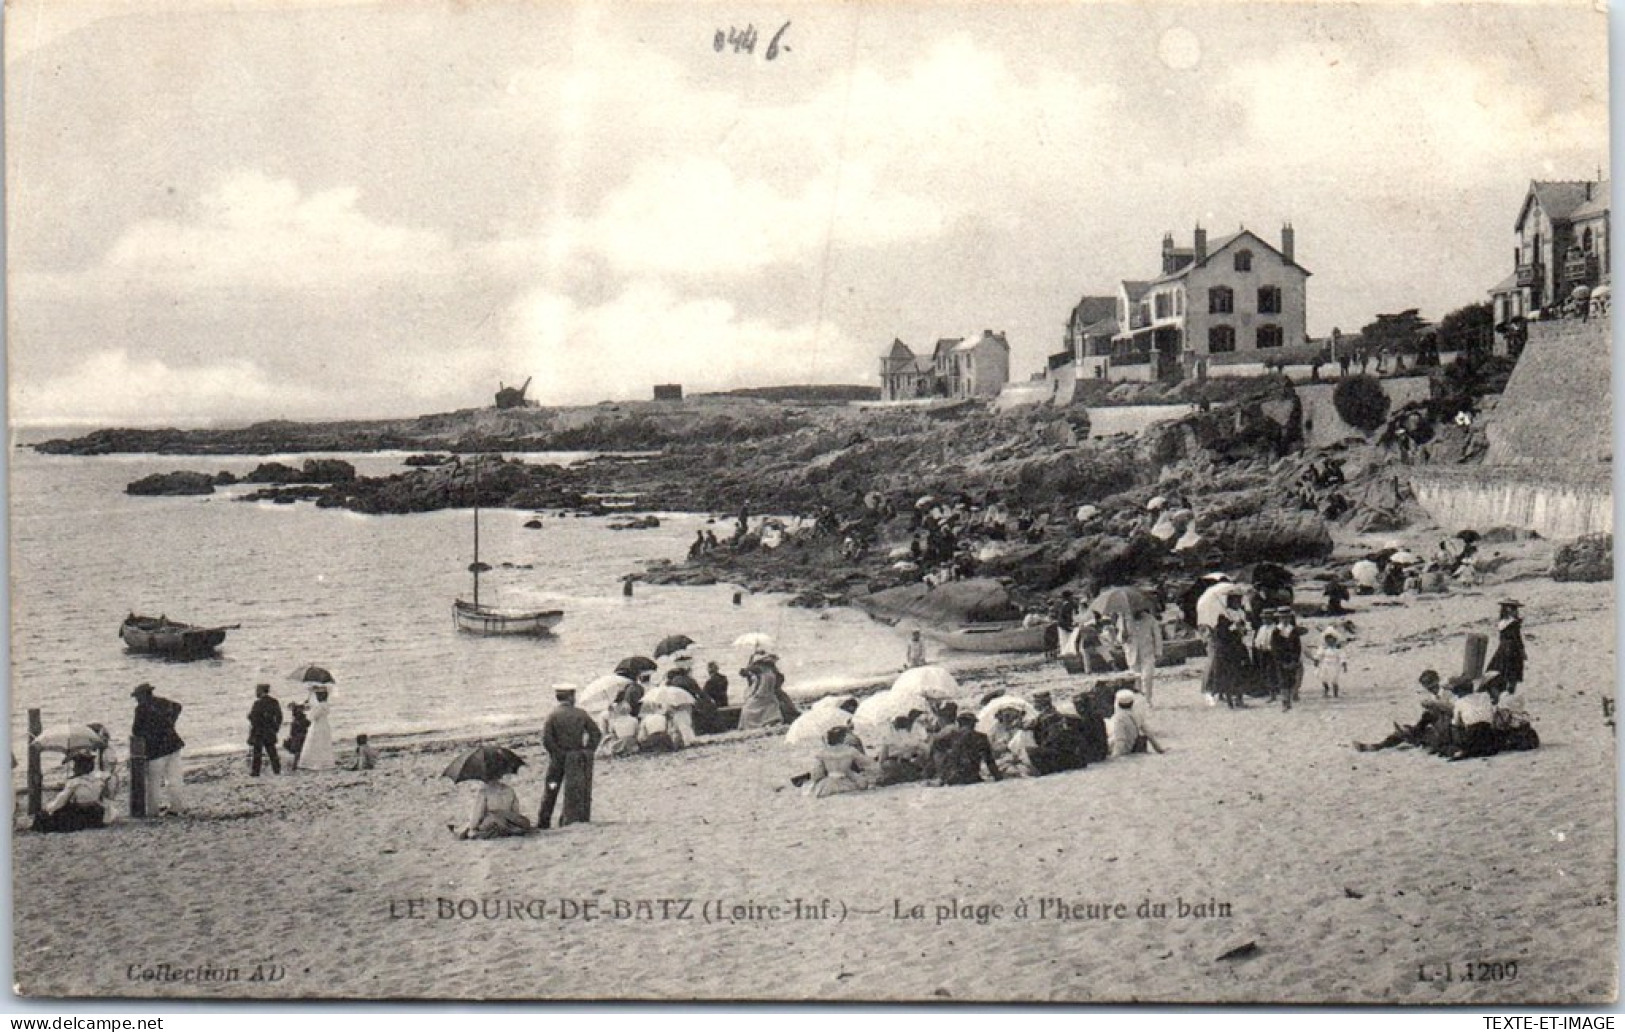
[54, 375, 1500, 610]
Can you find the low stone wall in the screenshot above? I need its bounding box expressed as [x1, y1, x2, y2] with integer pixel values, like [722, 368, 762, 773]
[1295, 376, 1433, 448]
[1409, 465, 1613, 540]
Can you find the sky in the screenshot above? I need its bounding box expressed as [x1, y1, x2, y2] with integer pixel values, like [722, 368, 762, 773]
[4, 0, 1610, 424]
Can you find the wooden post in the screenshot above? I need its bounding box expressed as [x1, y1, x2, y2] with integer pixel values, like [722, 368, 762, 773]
[732, 591, 743, 606]
[1461, 632, 1488, 682]
[26, 708, 42, 817]
[622, 578, 634, 598]
[128, 736, 148, 820]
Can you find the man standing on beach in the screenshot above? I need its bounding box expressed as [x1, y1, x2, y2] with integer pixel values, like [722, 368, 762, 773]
[131, 683, 185, 815]
[247, 683, 283, 776]
[537, 685, 602, 829]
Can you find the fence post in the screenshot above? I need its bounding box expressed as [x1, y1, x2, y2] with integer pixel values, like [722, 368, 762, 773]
[26, 709, 42, 817]
[128, 737, 149, 819]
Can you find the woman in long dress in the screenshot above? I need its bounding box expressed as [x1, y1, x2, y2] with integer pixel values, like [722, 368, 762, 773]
[737, 656, 791, 730]
[454, 775, 532, 839]
[299, 686, 336, 771]
[807, 727, 875, 798]
[1209, 602, 1252, 709]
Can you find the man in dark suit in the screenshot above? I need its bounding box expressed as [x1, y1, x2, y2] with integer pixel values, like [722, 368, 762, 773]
[537, 686, 603, 829]
[131, 683, 185, 815]
[247, 683, 283, 776]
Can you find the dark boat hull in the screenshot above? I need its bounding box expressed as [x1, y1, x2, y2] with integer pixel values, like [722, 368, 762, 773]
[120, 615, 229, 659]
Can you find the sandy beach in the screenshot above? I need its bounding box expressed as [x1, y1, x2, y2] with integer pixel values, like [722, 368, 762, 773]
[12, 558, 1615, 1004]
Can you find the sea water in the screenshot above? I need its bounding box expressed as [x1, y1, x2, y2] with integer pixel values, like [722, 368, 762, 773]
[7, 447, 910, 759]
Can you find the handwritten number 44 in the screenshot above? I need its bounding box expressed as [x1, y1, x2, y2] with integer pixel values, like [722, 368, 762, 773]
[713, 21, 791, 59]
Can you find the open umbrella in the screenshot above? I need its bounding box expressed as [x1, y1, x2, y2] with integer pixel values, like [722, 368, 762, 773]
[1248, 562, 1295, 592]
[290, 664, 335, 684]
[975, 695, 1037, 734]
[915, 495, 938, 509]
[853, 691, 929, 734]
[31, 725, 109, 755]
[653, 634, 695, 659]
[732, 632, 775, 652]
[1090, 586, 1157, 620]
[614, 655, 658, 680]
[891, 665, 959, 700]
[784, 707, 854, 747]
[441, 745, 525, 783]
[640, 685, 695, 710]
[579, 674, 633, 718]
[1197, 581, 1244, 627]
[1390, 550, 1421, 566]
[811, 694, 857, 711]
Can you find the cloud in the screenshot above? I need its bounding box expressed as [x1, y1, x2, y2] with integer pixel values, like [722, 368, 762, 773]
[97, 171, 453, 294]
[1226, 45, 1604, 180]
[582, 157, 943, 277]
[505, 280, 865, 404]
[11, 348, 327, 424]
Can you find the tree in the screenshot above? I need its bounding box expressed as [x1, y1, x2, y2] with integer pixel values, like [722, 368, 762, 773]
[1333, 374, 1390, 435]
[1435, 301, 1493, 357]
[1358, 309, 1430, 355]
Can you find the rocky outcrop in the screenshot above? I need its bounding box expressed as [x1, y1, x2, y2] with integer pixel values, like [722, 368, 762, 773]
[126, 471, 216, 495]
[856, 578, 1022, 626]
[242, 459, 357, 484]
[1552, 534, 1612, 582]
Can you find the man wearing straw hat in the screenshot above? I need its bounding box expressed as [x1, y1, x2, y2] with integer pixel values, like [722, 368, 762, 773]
[131, 683, 185, 815]
[537, 685, 602, 829]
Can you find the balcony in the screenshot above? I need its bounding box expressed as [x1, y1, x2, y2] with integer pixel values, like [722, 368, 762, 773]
[1515, 263, 1540, 288]
[1563, 252, 1599, 286]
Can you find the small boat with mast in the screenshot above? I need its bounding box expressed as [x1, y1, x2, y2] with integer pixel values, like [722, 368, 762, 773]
[453, 456, 563, 637]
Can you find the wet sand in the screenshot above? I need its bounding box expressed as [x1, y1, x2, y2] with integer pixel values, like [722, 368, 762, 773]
[12, 575, 1615, 1003]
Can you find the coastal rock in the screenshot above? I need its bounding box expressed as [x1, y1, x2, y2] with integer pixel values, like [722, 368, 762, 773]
[126, 471, 216, 496]
[1551, 534, 1612, 583]
[243, 459, 357, 484]
[857, 578, 1021, 625]
[1203, 511, 1335, 565]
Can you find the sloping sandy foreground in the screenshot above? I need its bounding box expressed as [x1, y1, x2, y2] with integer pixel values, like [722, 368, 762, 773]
[13, 576, 1616, 1004]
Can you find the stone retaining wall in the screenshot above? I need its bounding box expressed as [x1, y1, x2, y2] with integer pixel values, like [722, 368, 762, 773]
[1409, 465, 1613, 539]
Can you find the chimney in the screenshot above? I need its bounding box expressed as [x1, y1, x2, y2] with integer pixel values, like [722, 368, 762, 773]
[1162, 232, 1176, 274]
[1282, 222, 1295, 264]
[1193, 225, 1207, 263]
[1585, 181, 1594, 201]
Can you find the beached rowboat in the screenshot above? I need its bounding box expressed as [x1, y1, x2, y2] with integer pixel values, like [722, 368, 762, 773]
[120, 614, 235, 658]
[923, 621, 1050, 654]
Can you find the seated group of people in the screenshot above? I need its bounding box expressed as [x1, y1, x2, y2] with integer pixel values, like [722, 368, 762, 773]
[803, 688, 1162, 799]
[1354, 668, 1539, 761]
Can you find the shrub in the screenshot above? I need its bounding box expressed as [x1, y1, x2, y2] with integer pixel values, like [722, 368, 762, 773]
[1333, 375, 1390, 435]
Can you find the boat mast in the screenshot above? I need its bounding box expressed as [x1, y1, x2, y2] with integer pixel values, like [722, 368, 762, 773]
[472, 456, 481, 608]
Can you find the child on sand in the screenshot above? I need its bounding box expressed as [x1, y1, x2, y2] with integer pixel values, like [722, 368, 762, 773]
[353, 734, 379, 771]
[1315, 629, 1348, 698]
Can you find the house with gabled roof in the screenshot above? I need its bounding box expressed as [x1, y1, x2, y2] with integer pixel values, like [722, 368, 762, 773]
[1490, 177, 1609, 348]
[1107, 224, 1310, 382]
[878, 331, 1011, 401]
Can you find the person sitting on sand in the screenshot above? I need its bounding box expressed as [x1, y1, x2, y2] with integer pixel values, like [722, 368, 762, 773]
[597, 701, 642, 758]
[353, 734, 379, 771]
[1071, 691, 1111, 765]
[702, 662, 730, 709]
[32, 755, 110, 833]
[1448, 678, 1498, 760]
[1108, 690, 1164, 756]
[931, 712, 1001, 786]
[1025, 692, 1088, 775]
[452, 772, 532, 839]
[1355, 670, 1453, 752]
[806, 727, 875, 798]
[988, 707, 1037, 778]
[636, 703, 682, 753]
[875, 712, 931, 785]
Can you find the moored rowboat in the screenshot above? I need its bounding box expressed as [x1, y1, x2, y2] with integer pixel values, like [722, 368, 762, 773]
[120, 614, 234, 658]
[922, 620, 1050, 654]
[452, 599, 563, 637]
